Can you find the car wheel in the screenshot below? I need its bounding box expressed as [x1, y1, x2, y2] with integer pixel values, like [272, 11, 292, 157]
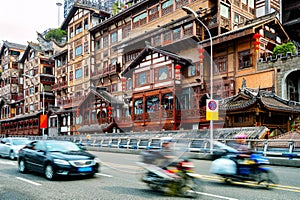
[19, 159, 27, 173]
[45, 164, 55, 180]
[9, 151, 15, 160]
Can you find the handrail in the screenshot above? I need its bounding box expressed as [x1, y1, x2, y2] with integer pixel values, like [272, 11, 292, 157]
[6, 134, 298, 158]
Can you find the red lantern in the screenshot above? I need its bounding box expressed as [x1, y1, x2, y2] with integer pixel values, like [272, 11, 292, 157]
[198, 47, 205, 63]
[174, 65, 181, 80]
[253, 33, 261, 52]
[121, 77, 126, 91]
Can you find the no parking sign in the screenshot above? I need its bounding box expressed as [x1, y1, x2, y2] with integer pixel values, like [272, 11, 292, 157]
[206, 99, 219, 120]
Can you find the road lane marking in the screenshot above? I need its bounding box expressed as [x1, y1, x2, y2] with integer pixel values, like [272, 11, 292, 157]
[0, 160, 17, 165]
[197, 191, 238, 200]
[96, 173, 113, 178]
[16, 177, 41, 186]
[200, 175, 300, 193]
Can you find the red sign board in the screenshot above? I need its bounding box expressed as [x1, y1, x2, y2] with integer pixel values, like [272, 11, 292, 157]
[40, 114, 48, 129]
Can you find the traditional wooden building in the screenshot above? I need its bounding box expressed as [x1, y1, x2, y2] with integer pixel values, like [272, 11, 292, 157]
[0, 41, 26, 136]
[76, 86, 124, 133]
[220, 82, 300, 135]
[50, 1, 111, 135]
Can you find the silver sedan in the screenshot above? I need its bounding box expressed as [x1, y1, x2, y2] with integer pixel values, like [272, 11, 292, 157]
[0, 137, 31, 160]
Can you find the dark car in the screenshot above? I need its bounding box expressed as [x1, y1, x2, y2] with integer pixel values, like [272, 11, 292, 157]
[18, 140, 101, 180]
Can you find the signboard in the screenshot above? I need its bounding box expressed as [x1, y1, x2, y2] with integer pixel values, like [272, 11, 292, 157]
[206, 99, 219, 120]
[40, 114, 48, 129]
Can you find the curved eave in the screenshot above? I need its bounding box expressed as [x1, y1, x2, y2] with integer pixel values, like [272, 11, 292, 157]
[219, 98, 257, 111]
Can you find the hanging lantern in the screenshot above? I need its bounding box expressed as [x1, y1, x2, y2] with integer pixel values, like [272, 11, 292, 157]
[121, 77, 126, 91]
[198, 47, 205, 63]
[174, 64, 181, 80]
[253, 33, 261, 52]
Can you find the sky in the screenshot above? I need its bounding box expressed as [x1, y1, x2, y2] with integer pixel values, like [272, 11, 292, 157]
[0, 0, 64, 46]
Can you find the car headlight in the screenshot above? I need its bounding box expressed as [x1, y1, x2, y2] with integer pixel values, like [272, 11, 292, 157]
[53, 159, 70, 166]
[94, 157, 101, 164]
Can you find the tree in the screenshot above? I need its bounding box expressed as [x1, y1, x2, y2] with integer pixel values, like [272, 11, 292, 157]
[273, 41, 297, 57]
[44, 28, 67, 43]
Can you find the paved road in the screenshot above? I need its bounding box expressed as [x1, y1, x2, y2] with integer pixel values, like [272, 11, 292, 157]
[0, 151, 299, 200]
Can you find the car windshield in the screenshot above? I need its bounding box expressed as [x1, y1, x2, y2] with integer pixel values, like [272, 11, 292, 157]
[45, 141, 81, 152]
[11, 139, 31, 145]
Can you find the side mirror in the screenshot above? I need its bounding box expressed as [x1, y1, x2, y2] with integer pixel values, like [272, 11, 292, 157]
[5, 142, 11, 146]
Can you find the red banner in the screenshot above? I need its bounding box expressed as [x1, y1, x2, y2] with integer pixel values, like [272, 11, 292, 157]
[40, 114, 48, 129]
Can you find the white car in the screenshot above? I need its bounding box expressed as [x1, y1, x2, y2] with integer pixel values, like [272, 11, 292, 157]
[0, 137, 31, 160]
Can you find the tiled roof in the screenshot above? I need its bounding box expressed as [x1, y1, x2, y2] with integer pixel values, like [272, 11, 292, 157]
[2, 40, 26, 50]
[220, 88, 300, 112]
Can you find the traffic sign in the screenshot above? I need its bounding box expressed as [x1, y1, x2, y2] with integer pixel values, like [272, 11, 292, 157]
[206, 99, 219, 120]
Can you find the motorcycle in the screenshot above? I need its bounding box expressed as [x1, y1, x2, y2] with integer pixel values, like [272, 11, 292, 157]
[210, 153, 279, 188]
[138, 152, 203, 198]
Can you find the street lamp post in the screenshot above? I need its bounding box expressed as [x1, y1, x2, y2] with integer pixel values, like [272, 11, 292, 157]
[182, 6, 214, 154]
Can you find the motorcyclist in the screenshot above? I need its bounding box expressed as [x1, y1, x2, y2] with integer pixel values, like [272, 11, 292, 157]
[231, 134, 256, 173]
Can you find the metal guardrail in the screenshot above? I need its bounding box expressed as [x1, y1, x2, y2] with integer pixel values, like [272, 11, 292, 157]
[11, 135, 299, 159]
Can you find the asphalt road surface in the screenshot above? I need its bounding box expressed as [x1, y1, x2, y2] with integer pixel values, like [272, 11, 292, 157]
[0, 151, 299, 200]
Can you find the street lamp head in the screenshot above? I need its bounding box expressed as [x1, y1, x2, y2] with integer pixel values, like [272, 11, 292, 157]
[181, 6, 198, 19]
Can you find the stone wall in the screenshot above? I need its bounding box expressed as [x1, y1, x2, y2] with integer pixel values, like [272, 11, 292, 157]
[257, 52, 300, 99]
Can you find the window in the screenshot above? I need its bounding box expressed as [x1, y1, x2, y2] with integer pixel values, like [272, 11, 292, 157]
[95, 39, 101, 50]
[84, 18, 88, 29]
[162, 0, 174, 16]
[234, 13, 240, 24]
[153, 35, 161, 46]
[69, 71, 73, 81]
[220, 3, 230, 18]
[183, 23, 193, 36]
[29, 87, 34, 95]
[30, 104, 34, 112]
[148, 6, 160, 22]
[84, 66, 89, 77]
[146, 96, 160, 113]
[70, 27, 74, 38]
[11, 51, 20, 56]
[84, 41, 88, 53]
[57, 59, 61, 67]
[136, 71, 148, 86]
[75, 45, 82, 56]
[111, 32, 117, 43]
[133, 12, 147, 28]
[173, 28, 181, 41]
[126, 78, 132, 90]
[70, 49, 73, 59]
[239, 50, 252, 69]
[122, 23, 131, 39]
[30, 51, 35, 59]
[188, 65, 196, 77]
[134, 99, 143, 114]
[103, 35, 109, 47]
[163, 31, 172, 43]
[75, 68, 82, 79]
[157, 66, 169, 81]
[29, 69, 34, 76]
[75, 23, 83, 35]
[216, 56, 227, 73]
